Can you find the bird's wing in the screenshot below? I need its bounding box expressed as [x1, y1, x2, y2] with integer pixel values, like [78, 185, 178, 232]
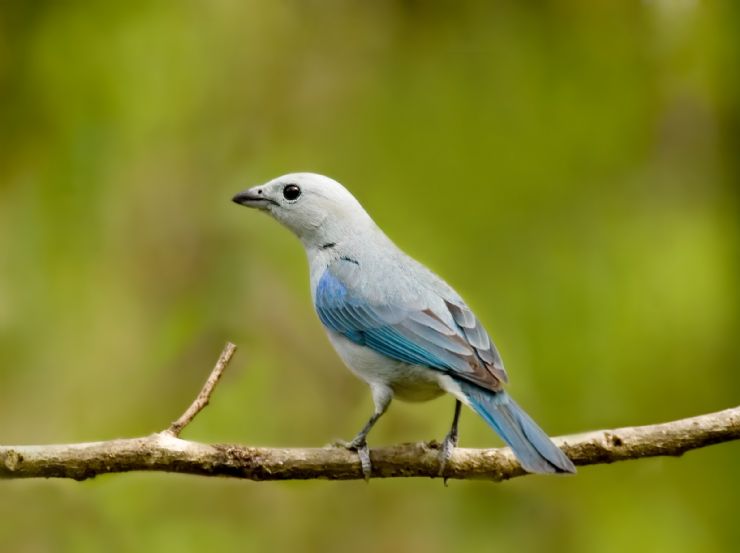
[315, 260, 507, 391]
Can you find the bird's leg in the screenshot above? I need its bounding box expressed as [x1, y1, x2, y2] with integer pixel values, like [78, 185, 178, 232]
[438, 400, 462, 482]
[333, 411, 381, 479]
[333, 385, 392, 481]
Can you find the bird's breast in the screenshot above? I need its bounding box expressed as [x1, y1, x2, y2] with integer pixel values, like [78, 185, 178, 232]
[326, 330, 446, 403]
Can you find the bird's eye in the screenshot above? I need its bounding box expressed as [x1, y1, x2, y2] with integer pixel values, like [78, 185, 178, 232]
[283, 184, 301, 201]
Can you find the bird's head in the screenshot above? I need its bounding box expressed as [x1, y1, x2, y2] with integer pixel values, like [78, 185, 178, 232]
[232, 173, 374, 247]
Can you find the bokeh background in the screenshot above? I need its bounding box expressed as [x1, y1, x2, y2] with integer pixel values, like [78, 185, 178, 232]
[1, 1, 738, 551]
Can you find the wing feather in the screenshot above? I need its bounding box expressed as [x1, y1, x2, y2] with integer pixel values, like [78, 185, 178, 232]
[316, 265, 508, 390]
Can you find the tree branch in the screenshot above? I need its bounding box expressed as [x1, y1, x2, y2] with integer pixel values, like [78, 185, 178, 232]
[1, 343, 738, 482]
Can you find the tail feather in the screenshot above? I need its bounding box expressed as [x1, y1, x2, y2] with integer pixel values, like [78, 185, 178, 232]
[458, 381, 576, 474]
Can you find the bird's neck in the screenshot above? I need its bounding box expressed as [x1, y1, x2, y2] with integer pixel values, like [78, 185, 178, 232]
[300, 207, 379, 251]
[303, 216, 392, 270]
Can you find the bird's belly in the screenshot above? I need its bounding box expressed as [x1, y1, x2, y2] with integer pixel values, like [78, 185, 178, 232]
[389, 372, 446, 402]
[326, 330, 446, 403]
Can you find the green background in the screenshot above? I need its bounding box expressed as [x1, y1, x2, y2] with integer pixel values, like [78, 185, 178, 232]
[1, 1, 738, 551]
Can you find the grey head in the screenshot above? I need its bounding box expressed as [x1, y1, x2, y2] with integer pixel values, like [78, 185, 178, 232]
[232, 173, 376, 248]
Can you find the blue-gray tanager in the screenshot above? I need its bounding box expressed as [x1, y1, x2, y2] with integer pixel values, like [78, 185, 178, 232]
[233, 173, 576, 477]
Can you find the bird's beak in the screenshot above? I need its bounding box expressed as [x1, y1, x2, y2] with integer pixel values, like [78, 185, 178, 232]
[232, 186, 275, 209]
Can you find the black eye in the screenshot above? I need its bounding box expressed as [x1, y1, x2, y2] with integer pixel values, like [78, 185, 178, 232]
[282, 184, 301, 201]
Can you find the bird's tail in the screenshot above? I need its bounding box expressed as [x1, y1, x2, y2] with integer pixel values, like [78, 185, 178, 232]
[457, 381, 576, 474]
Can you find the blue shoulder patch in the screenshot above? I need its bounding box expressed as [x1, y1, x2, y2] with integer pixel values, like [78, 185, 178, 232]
[315, 268, 454, 369]
[315, 270, 365, 344]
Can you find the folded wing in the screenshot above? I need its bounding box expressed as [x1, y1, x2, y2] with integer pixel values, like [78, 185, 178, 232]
[315, 265, 507, 392]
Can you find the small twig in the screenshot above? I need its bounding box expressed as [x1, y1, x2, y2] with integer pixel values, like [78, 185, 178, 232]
[167, 342, 237, 437]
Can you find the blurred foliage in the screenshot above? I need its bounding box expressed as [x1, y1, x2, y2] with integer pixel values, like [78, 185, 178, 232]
[1, 0, 738, 551]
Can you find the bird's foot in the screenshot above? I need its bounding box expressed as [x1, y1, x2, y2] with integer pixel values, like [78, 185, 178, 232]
[437, 431, 458, 485]
[332, 438, 372, 481]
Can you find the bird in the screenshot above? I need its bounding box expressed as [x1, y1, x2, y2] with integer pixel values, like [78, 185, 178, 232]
[232, 172, 576, 479]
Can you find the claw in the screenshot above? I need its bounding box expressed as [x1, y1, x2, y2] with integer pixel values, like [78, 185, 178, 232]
[355, 442, 372, 481]
[437, 431, 458, 485]
[333, 439, 372, 481]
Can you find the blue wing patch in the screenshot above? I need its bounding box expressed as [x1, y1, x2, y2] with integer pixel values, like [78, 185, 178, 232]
[315, 267, 506, 389]
[316, 270, 452, 368]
